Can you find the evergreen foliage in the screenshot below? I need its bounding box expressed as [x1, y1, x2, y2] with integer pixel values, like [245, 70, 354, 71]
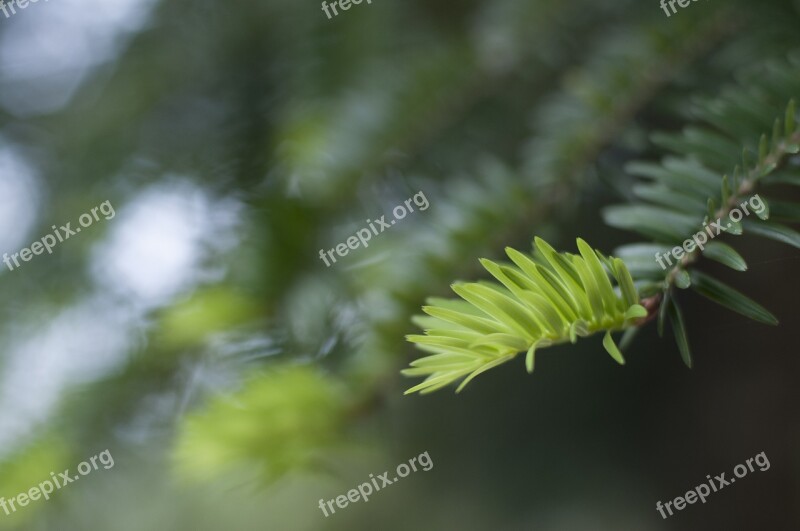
[4, 0, 800, 511]
[404, 56, 800, 393]
[403, 238, 645, 393]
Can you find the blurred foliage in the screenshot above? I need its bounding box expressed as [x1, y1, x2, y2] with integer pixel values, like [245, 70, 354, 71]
[174, 366, 352, 483]
[158, 287, 263, 350]
[0, 0, 798, 528]
[0, 438, 70, 529]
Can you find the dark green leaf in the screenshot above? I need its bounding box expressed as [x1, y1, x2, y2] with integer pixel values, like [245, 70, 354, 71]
[759, 133, 768, 164]
[674, 269, 691, 289]
[771, 118, 781, 150]
[619, 326, 639, 351]
[690, 271, 778, 325]
[726, 218, 743, 235]
[663, 157, 721, 191]
[721, 174, 731, 205]
[658, 289, 670, 337]
[651, 128, 738, 171]
[743, 219, 800, 249]
[666, 297, 692, 368]
[750, 195, 770, 220]
[636, 282, 664, 299]
[760, 161, 778, 177]
[614, 243, 673, 278]
[702, 241, 748, 271]
[767, 200, 800, 222]
[632, 184, 706, 213]
[603, 205, 700, 243]
[764, 173, 800, 186]
[742, 147, 753, 173]
[707, 198, 718, 220]
[625, 160, 717, 197]
[732, 165, 742, 190]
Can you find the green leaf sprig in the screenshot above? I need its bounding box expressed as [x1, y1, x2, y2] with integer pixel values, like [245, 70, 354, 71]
[402, 238, 646, 394]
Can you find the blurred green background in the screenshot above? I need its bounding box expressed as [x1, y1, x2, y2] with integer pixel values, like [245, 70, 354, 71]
[0, 0, 798, 529]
